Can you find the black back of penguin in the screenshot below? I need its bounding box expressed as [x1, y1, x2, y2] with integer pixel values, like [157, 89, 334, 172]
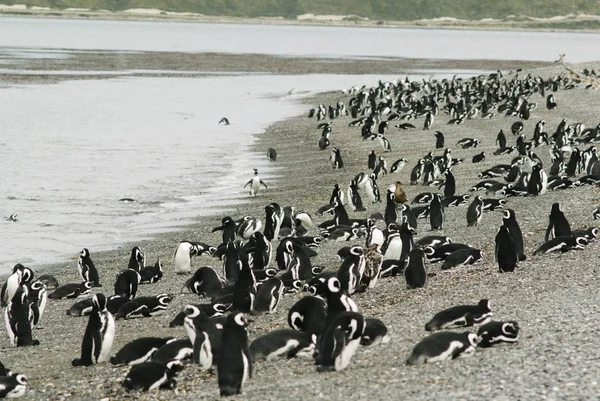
[495, 225, 518, 272]
[253, 277, 284, 314]
[111, 337, 174, 366]
[316, 311, 365, 372]
[122, 361, 179, 391]
[218, 312, 252, 396]
[250, 329, 315, 361]
[5, 285, 39, 347]
[502, 208, 526, 261]
[545, 202, 572, 241]
[114, 269, 141, 299]
[406, 331, 479, 365]
[425, 299, 492, 331]
[288, 296, 327, 337]
[404, 248, 427, 289]
[429, 194, 444, 230]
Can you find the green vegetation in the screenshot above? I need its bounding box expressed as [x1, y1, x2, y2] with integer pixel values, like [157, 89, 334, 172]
[0, 0, 599, 21]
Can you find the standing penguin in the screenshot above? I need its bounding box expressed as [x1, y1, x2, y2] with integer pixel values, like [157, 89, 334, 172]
[466, 196, 484, 227]
[127, 247, 145, 273]
[443, 169, 456, 198]
[429, 194, 444, 230]
[217, 312, 252, 397]
[78, 248, 100, 287]
[496, 129, 507, 149]
[545, 203, 571, 241]
[330, 148, 344, 169]
[243, 168, 268, 196]
[384, 191, 398, 226]
[502, 209, 526, 261]
[253, 277, 284, 314]
[114, 269, 141, 299]
[4, 285, 39, 347]
[423, 111, 434, 130]
[495, 225, 519, 273]
[403, 248, 427, 289]
[316, 311, 366, 372]
[368, 150, 377, 170]
[72, 294, 115, 366]
[434, 131, 445, 149]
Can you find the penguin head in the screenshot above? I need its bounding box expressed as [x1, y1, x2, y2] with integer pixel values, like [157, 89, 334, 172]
[184, 304, 201, 318]
[575, 236, 589, 247]
[232, 312, 250, 328]
[466, 332, 481, 347]
[92, 293, 107, 311]
[478, 299, 492, 312]
[326, 277, 341, 294]
[30, 280, 46, 292]
[503, 209, 515, 220]
[503, 321, 520, 336]
[349, 246, 363, 257]
[157, 294, 172, 306]
[253, 168, 258, 175]
[15, 374, 28, 386]
[80, 248, 90, 258]
[20, 268, 33, 285]
[83, 281, 93, 290]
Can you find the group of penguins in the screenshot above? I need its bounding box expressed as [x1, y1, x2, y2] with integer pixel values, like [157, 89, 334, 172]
[2, 67, 600, 398]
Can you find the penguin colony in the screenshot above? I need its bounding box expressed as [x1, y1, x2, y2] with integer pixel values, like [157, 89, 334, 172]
[1, 67, 600, 398]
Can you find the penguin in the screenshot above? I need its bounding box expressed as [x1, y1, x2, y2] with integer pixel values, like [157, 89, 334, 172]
[429, 194, 444, 230]
[382, 227, 403, 261]
[406, 331, 479, 365]
[368, 150, 377, 170]
[48, 282, 92, 300]
[288, 296, 327, 337]
[422, 243, 472, 262]
[114, 269, 141, 299]
[264, 203, 284, 242]
[434, 131, 445, 149]
[217, 312, 252, 396]
[152, 339, 193, 364]
[111, 337, 175, 366]
[213, 216, 237, 245]
[318, 136, 330, 150]
[378, 134, 392, 152]
[481, 198, 506, 212]
[78, 248, 100, 287]
[267, 148, 277, 162]
[316, 311, 365, 373]
[328, 227, 364, 242]
[466, 195, 484, 227]
[502, 209, 526, 261]
[127, 246, 145, 272]
[26, 280, 47, 327]
[4, 285, 39, 347]
[412, 192, 436, 204]
[384, 191, 398, 226]
[66, 294, 127, 317]
[443, 169, 456, 198]
[183, 266, 223, 297]
[511, 121, 524, 136]
[361, 318, 390, 346]
[1, 264, 33, 307]
[403, 248, 427, 289]
[243, 168, 268, 196]
[442, 194, 470, 207]
[236, 216, 263, 240]
[330, 148, 344, 169]
[533, 236, 588, 255]
[546, 94, 557, 110]
[423, 111, 434, 130]
[472, 152, 485, 164]
[37, 274, 59, 290]
[457, 138, 480, 149]
[0, 374, 28, 398]
[72, 294, 115, 366]
[253, 277, 284, 314]
[390, 158, 408, 173]
[495, 225, 519, 273]
[527, 164, 547, 196]
[140, 259, 163, 284]
[122, 361, 180, 391]
[477, 321, 520, 347]
[115, 294, 172, 320]
[337, 246, 366, 295]
[415, 235, 452, 249]
[545, 203, 572, 241]
[6, 214, 18, 222]
[250, 329, 315, 361]
[441, 248, 483, 270]
[182, 304, 222, 369]
[172, 241, 216, 274]
[425, 299, 492, 331]
[219, 117, 230, 125]
[232, 259, 257, 313]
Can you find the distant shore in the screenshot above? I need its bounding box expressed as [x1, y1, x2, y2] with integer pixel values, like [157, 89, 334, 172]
[1, 5, 600, 32]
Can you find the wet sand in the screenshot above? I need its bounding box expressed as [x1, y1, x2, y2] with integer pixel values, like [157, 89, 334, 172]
[2, 58, 600, 400]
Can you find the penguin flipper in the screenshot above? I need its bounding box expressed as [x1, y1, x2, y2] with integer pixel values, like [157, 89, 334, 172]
[260, 180, 268, 189]
[243, 180, 252, 189]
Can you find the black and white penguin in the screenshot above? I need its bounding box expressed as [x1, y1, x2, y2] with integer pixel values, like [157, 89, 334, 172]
[0, 374, 28, 398]
[183, 266, 223, 298]
[217, 312, 252, 396]
[4, 285, 39, 347]
[422, 243, 471, 262]
[412, 192, 436, 204]
[232, 260, 257, 313]
[37, 274, 59, 290]
[128, 246, 145, 273]
[434, 131, 445, 149]
[457, 138, 480, 149]
[140, 259, 163, 284]
[423, 111, 434, 130]
[267, 148, 277, 162]
[236, 216, 263, 240]
[403, 248, 427, 289]
[264, 203, 284, 242]
[244, 168, 268, 196]
[114, 269, 141, 299]
[72, 294, 115, 366]
[337, 246, 366, 295]
[213, 216, 237, 245]
[219, 117, 230, 125]
[66, 294, 127, 317]
[26, 280, 47, 327]
[545, 203, 572, 241]
[361, 318, 390, 346]
[406, 331, 479, 365]
[466, 195, 484, 227]
[429, 194, 444, 230]
[443, 169, 456, 198]
[368, 150, 377, 170]
[425, 299, 492, 331]
[441, 248, 483, 270]
[477, 321, 520, 347]
[533, 236, 588, 255]
[1, 264, 33, 307]
[250, 329, 315, 361]
[495, 224, 519, 272]
[546, 94, 557, 110]
[48, 281, 92, 300]
[390, 158, 408, 173]
[442, 194, 470, 207]
[502, 209, 526, 261]
[496, 129, 507, 148]
[316, 311, 366, 372]
[111, 337, 175, 366]
[377, 134, 392, 152]
[78, 248, 100, 287]
[253, 277, 284, 314]
[415, 235, 452, 249]
[151, 339, 193, 364]
[382, 227, 403, 261]
[472, 152, 485, 164]
[183, 304, 222, 369]
[288, 296, 327, 337]
[172, 241, 216, 274]
[115, 294, 172, 320]
[330, 148, 344, 169]
[122, 361, 180, 391]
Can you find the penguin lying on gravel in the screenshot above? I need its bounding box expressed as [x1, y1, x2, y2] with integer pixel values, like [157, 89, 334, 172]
[425, 299, 492, 331]
[406, 331, 479, 365]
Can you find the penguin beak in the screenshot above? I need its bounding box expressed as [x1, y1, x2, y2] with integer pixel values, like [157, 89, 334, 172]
[211, 225, 223, 232]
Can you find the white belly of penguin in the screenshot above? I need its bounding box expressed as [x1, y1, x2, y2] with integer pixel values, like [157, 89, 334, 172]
[198, 333, 213, 369]
[426, 340, 464, 363]
[267, 339, 300, 361]
[241, 350, 250, 385]
[384, 238, 403, 260]
[335, 337, 361, 371]
[97, 312, 115, 363]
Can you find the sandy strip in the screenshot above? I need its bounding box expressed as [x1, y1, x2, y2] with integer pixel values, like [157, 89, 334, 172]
[2, 60, 600, 400]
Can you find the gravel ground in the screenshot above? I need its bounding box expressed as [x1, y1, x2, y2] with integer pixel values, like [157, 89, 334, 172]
[2, 61, 600, 400]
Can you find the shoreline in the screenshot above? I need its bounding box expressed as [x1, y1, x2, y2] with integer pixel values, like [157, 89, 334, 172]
[3, 59, 600, 400]
[1, 9, 600, 33]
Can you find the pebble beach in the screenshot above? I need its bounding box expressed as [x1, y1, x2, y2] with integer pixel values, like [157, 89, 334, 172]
[2, 59, 600, 401]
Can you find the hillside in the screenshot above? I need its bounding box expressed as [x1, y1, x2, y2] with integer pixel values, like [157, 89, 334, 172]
[1, 0, 600, 21]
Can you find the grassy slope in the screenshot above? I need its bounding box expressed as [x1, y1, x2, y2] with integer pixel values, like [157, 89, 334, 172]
[1, 0, 600, 21]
